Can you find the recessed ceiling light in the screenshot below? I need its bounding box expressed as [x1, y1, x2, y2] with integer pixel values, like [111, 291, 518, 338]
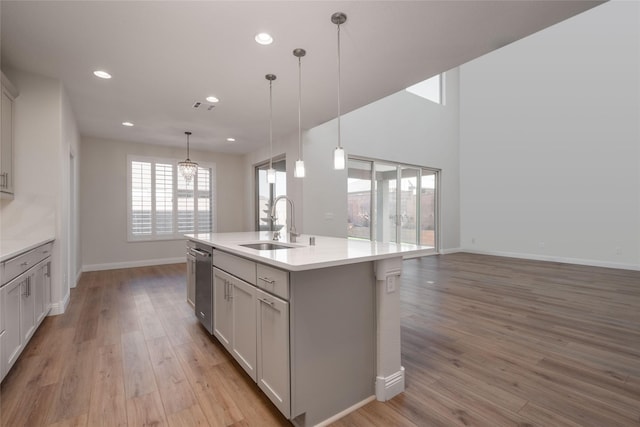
[206, 96, 219, 103]
[122, 121, 134, 127]
[226, 138, 236, 143]
[255, 33, 273, 45]
[93, 70, 112, 79]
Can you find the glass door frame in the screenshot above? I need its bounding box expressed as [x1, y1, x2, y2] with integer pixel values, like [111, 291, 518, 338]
[349, 156, 440, 252]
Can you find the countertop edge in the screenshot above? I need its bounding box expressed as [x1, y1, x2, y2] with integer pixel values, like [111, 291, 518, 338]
[0, 237, 55, 263]
[186, 233, 433, 272]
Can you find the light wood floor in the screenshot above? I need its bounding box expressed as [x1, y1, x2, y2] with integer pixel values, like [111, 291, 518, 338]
[1, 254, 639, 426]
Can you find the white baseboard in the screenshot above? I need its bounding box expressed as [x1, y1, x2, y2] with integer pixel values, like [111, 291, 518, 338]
[375, 367, 405, 401]
[460, 248, 640, 271]
[82, 256, 185, 272]
[440, 247, 462, 255]
[49, 290, 70, 316]
[314, 395, 376, 427]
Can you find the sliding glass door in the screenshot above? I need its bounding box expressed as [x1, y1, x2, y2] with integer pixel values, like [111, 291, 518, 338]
[348, 158, 439, 251]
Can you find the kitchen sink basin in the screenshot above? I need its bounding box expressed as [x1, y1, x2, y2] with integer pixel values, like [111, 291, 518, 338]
[240, 242, 294, 251]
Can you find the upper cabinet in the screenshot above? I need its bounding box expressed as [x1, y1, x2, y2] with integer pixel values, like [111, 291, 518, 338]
[1, 72, 19, 199]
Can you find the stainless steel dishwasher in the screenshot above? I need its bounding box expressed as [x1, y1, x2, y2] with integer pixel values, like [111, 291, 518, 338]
[191, 245, 213, 334]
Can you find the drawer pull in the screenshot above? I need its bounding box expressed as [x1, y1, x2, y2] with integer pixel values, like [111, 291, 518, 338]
[258, 276, 275, 285]
[259, 298, 274, 306]
[20, 262, 29, 268]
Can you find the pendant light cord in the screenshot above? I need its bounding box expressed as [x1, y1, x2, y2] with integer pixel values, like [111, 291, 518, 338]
[298, 56, 302, 158]
[186, 132, 191, 160]
[337, 22, 342, 150]
[269, 79, 273, 170]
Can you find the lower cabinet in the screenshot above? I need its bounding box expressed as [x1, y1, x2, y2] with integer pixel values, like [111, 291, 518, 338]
[211, 257, 291, 419]
[257, 289, 290, 418]
[213, 267, 257, 381]
[1, 242, 53, 382]
[1, 275, 24, 373]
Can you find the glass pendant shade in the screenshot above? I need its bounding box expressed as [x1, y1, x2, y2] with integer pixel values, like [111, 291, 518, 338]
[334, 146, 346, 170]
[178, 160, 198, 182]
[294, 160, 306, 178]
[266, 167, 276, 184]
[179, 131, 198, 181]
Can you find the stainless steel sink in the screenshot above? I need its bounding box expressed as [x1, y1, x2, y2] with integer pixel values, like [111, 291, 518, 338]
[240, 242, 293, 251]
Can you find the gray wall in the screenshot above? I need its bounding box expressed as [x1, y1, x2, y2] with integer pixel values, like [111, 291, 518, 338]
[459, 1, 640, 269]
[80, 136, 246, 270]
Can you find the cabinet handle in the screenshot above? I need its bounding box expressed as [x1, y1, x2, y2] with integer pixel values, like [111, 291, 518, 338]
[199, 311, 205, 319]
[259, 297, 274, 306]
[0, 172, 7, 189]
[20, 261, 29, 268]
[258, 276, 276, 285]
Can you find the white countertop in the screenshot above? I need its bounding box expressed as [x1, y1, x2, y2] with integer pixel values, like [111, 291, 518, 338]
[0, 236, 55, 263]
[186, 231, 433, 271]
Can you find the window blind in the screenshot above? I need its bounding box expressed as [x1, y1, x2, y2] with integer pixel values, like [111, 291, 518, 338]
[127, 155, 215, 241]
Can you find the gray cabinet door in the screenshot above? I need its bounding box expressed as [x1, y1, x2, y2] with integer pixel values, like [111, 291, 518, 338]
[213, 268, 232, 350]
[256, 289, 290, 418]
[231, 278, 256, 381]
[2, 276, 23, 375]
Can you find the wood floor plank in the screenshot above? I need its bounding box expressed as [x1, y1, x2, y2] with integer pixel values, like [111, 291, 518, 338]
[166, 404, 213, 427]
[125, 390, 168, 427]
[47, 340, 97, 424]
[121, 330, 158, 399]
[87, 344, 127, 427]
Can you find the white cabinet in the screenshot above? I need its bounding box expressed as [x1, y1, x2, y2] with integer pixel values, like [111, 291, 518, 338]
[19, 270, 36, 344]
[1, 241, 53, 382]
[34, 260, 51, 324]
[213, 267, 257, 381]
[0, 72, 18, 198]
[213, 267, 232, 348]
[257, 289, 290, 418]
[230, 277, 256, 380]
[1, 276, 24, 373]
[206, 247, 291, 418]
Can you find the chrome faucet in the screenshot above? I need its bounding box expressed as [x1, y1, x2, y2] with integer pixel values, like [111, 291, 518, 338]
[270, 195, 299, 242]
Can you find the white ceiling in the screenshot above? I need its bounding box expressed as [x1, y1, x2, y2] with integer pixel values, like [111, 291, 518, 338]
[1, 1, 604, 154]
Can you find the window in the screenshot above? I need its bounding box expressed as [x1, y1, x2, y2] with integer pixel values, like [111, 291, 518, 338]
[406, 73, 444, 105]
[128, 155, 215, 241]
[255, 158, 286, 231]
[347, 157, 439, 251]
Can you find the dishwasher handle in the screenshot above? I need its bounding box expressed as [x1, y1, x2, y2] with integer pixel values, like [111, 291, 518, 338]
[190, 248, 211, 258]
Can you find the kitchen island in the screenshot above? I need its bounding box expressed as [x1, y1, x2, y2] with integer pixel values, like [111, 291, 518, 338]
[186, 231, 432, 426]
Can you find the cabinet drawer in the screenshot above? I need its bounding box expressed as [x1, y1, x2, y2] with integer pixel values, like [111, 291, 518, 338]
[1, 242, 53, 286]
[256, 264, 289, 300]
[213, 250, 256, 285]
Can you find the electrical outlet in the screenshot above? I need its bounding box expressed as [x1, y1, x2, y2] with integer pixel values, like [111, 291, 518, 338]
[386, 276, 396, 293]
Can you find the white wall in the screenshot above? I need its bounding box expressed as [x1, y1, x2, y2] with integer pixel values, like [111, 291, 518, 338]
[459, 1, 640, 269]
[81, 136, 246, 270]
[301, 70, 460, 250]
[0, 68, 79, 313]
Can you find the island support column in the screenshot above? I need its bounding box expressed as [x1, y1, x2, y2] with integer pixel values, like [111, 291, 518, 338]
[373, 256, 404, 401]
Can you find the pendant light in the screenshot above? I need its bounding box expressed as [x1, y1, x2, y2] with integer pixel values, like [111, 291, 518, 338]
[266, 74, 277, 184]
[178, 131, 198, 181]
[293, 48, 306, 178]
[332, 12, 347, 170]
